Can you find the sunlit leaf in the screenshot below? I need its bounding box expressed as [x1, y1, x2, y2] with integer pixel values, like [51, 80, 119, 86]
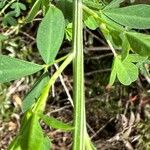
[20, 115, 45, 150]
[36, 6, 65, 64]
[103, 4, 150, 29]
[116, 56, 138, 85]
[84, 16, 99, 30]
[125, 54, 148, 63]
[0, 55, 43, 83]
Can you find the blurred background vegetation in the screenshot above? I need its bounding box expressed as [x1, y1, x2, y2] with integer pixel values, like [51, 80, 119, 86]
[0, 0, 150, 149]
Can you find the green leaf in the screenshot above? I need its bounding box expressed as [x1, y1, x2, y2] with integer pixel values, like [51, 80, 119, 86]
[121, 34, 130, 60]
[126, 32, 150, 56]
[116, 56, 138, 85]
[0, 0, 6, 9]
[65, 23, 72, 41]
[8, 137, 22, 150]
[36, 6, 65, 64]
[109, 57, 117, 85]
[125, 54, 148, 63]
[11, 2, 26, 17]
[42, 136, 51, 150]
[84, 16, 99, 30]
[22, 73, 50, 113]
[26, 0, 42, 23]
[20, 115, 46, 150]
[83, 0, 104, 10]
[39, 113, 74, 131]
[104, 0, 124, 10]
[0, 55, 43, 83]
[2, 11, 17, 26]
[103, 4, 150, 29]
[0, 34, 8, 41]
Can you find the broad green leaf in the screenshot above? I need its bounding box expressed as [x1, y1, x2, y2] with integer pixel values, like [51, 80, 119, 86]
[39, 113, 74, 131]
[116, 56, 138, 85]
[100, 12, 124, 32]
[84, 16, 99, 30]
[104, 0, 124, 10]
[125, 54, 148, 63]
[26, 0, 42, 23]
[20, 114, 45, 150]
[8, 137, 22, 150]
[22, 73, 50, 113]
[126, 32, 150, 56]
[0, 55, 43, 83]
[109, 57, 117, 85]
[42, 136, 51, 150]
[103, 5, 150, 29]
[36, 6, 65, 64]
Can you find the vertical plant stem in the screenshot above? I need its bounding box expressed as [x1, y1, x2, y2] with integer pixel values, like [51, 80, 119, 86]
[73, 0, 86, 149]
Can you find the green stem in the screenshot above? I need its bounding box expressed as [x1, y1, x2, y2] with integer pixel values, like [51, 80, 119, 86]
[73, 0, 86, 149]
[33, 52, 74, 113]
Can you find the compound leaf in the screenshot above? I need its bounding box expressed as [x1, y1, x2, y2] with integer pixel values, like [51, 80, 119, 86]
[0, 55, 43, 83]
[116, 56, 138, 85]
[36, 6, 65, 64]
[103, 4, 150, 29]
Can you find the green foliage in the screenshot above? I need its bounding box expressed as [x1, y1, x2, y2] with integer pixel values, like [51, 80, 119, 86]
[110, 56, 139, 85]
[0, 0, 26, 26]
[39, 113, 74, 131]
[11, 2, 26, 17]
[22, 74, 50, 112]
[9, 114, 51, 150]
[103, 4, 150, 29]
[126, 32, 150, 56]
[36, 6, 65, 64]
[84, 15, 99, 30]
[104, 0, 124, 10]
[26, 0, 42, 22]
[1, 0, 150, 149]
[0, 55, 43, 83]
[2, 11, 18, 26]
